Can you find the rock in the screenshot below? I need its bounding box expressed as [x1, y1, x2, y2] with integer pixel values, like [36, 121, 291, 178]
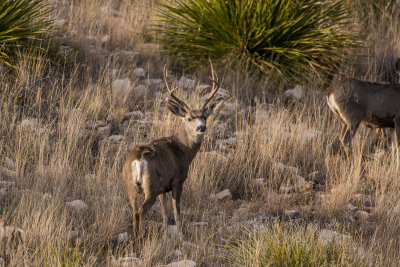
[133, 84, 148, 98]
[108, 135, 124, 142]
[173, 249, 183, 258]
[42, 193, 52, 200]
[394, 205, 400, 214]
[367, 149, 385, 160]
[252, 178, 265, 187]
[101, 6, 119, 16]
[177, 76, 196, 89]
[111, 256, 142, 267]
[124, 111, 144, 121]
[0, 180, 16, 188]
[0, 226, 24, 241]
[66, 200, 88, 211]
[20, 118, 39, 129]
[210, 189, 232, 201]
[217, 137, 237, 149]
[346, 203, 357, 212]
[274, 162, 298, 174]
[296, 176, 312, 191]
[198, 151, 228, 163]
[168, 225, 179, 239]
[54, 19, 67, 27]
[97, 126, 111, 136]
[0, 167, 17, 178]
[0, 188, 7, 197]
[191, 222, 208, 226]
[4, 157, 15, 169]
[283, 85, 305, 104]
[117, 232, 129, 243]
[202, 88, 230, 101]
[145, 79, 163, 86]
[183, 241, 200, 249]
[279, 185, 294, 194]
[355, 211, 370, 220]
[112, 78, 132, 100]
[166, 260, 196, 267]
[318, 229, 348, 244]
[133, 68, 146, 78]
[284, 210, 299, 218]
[101, 35, 110, 43]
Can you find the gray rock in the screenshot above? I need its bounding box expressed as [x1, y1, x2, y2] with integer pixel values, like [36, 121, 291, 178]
[177, 76, 196, 89]
[166, 260, 196, 267]
[117, 232, 129, 243]
[355, 211, 370, 220]
[210, 189, 232, 201]
[284, 210, 299, 218]
[4, 157, 15, 169]
[283, 85, 305, 104]
[101, 35, 110, 43]
[66, 200, 88, 211]
[318, 229, 348, 244]
[133, 68, 146, 78]
[108, 135, 124, 142]
[112, 78, 132, 100]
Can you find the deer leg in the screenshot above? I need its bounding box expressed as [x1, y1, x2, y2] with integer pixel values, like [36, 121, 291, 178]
[341, 121, 360, 158]
[158, 193, 168, 235]
[394, 116, 400, 168]
[135, 195, 157, 236]
[172, 184, 183, 233]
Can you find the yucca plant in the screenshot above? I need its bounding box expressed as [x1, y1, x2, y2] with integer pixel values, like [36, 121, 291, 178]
[0, 0, 52, 67]
[157, 0, 358, 82]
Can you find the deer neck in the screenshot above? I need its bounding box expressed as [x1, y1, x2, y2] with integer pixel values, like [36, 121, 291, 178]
[174, 124, 203, 163]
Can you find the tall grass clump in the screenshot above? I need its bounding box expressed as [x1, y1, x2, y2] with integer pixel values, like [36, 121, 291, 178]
[0, 0, 51, 67]
[157, 0, 357, 83]
[225, 225, 369, 266]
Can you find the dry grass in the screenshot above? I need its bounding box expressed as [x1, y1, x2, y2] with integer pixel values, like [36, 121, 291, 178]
[1, 0, 400, 266]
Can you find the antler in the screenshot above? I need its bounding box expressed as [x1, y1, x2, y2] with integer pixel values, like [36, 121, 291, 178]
[201, 61, 220, 111]
[163, 66, 191, 113]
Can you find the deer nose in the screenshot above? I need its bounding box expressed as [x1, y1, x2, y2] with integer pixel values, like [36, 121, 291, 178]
[196, 125, 206, 132]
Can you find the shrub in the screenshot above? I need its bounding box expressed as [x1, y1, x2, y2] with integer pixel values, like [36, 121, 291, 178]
[224, 225, 368, 266]
[0, 0, 52, 67]
[157, 0, 357, 83]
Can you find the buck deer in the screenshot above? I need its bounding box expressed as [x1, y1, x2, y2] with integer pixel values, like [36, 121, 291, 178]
[326, 78, 400, 157]
[122, 66, 223, 236]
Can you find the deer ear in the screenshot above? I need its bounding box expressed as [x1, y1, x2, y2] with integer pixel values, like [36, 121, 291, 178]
[168, 100, 187, 117]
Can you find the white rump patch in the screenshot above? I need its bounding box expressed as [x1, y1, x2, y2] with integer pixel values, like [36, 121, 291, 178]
[131, 160, 148, 187]
[327, 94, 348, 125]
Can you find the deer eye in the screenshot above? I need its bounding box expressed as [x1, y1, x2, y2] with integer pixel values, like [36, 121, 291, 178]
[187, 117, 193, 121]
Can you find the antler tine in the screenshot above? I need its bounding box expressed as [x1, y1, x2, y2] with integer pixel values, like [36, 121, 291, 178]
[163, 66, 191, 112]
[201, 61, 220, 110]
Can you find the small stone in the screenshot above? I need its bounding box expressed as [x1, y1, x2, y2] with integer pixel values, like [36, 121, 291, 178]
[116, 257, 142, 267]
[210, 189, 232, 201]
[112, 78, 132, 99]
[0, 188, 7, 197]
[54, 19, 67, 27]
[279, 185, 294, 194]
[133, 68, 146, 78]
[66, 200, 88, 211]
[252, 178, 265, 187]
[145, 79, 163, 86]
[117, 232, 129, 243]
[394, 205, 400, 214]
[108, 135, 124, 142]
[191, 222, 208, 226]
[168, 225, 179, 239]
[173, 249, 183, 258]
[0, 180, 16, 187]
[355, 211, 370, 220]
[0, 226, 24, 241]
[166, 260, 196, 267]
[101, 35, 110, 43]
[4, 157, 15, 169]
[284, 210, 299, 218]
[283, 85, 305, 104]
[97, 126, 111, 136]
[177, 76, 196, 89]
[183, 241, 200, 249]
[20, 118, 39, 129]
[318, 229, 347, 244]
[346, 203, 357, 211]
[274, 162, 298, 174]
[133, 84, 148, 98]
[124, 111, 144, 121]
[42, 193, 52, 200]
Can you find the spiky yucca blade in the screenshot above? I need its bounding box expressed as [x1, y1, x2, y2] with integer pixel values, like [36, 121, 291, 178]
[0, 0, 51, 67]
[156, 0, 358, 82]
